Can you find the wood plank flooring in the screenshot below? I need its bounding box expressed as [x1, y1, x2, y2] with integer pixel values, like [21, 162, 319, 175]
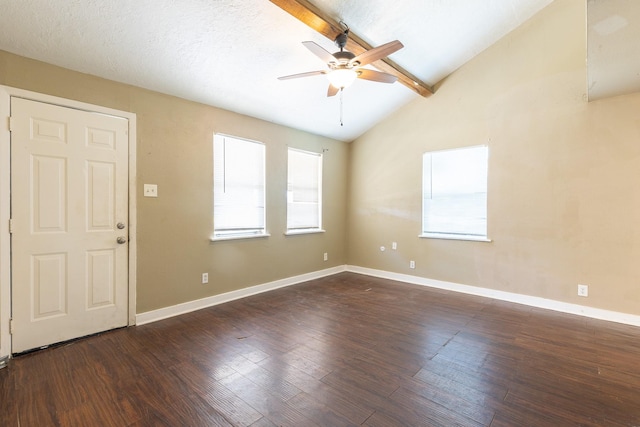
[2, 272, 640, 426]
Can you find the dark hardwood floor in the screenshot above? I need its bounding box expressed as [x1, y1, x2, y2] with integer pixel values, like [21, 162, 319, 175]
[2, 272, 640, 426]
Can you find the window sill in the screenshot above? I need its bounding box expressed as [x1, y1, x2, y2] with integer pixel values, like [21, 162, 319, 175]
[419, 233, 492, 242]
[284, 229, 326, 236]
[210, 232, 270, 242]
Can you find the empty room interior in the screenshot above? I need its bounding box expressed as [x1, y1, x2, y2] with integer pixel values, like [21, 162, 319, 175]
[1, 0, 640, 425]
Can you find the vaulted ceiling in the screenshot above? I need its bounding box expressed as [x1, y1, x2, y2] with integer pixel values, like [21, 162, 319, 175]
[2, 1, 633, 142]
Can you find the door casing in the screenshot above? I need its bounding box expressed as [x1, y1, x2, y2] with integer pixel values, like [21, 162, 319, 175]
[0, 86, 137, 359]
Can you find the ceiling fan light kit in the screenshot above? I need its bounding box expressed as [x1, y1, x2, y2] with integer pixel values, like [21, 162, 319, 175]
[326, 68, 358, 89]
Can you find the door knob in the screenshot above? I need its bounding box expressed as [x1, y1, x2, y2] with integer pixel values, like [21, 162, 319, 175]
[117, 222, 126, 229]
[117, 236, 127, 244]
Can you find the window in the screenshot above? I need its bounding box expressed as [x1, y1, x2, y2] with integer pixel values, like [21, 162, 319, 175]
[421, 145, 489, 241]
[286, 148, 323, 234]
[213, 134, 267, 239]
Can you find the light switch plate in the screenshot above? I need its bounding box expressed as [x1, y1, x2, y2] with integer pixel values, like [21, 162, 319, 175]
[144, 184, 158, 197]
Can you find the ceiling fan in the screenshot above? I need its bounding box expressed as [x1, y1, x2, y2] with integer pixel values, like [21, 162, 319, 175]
[278, 29, 404, 97]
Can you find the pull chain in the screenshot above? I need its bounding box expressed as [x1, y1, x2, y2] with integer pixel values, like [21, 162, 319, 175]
[340, 88, 344, 126]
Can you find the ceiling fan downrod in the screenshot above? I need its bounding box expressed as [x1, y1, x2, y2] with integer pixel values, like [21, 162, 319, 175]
[334, 29, 348, 51]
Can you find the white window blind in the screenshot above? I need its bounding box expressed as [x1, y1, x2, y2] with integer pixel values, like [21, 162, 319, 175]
[422, 145, 488, 239]
[287, 148, 322, 232]
[213, 134, 266, 238]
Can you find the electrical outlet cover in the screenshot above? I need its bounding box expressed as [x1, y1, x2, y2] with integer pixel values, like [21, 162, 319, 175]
[577, 284, 588, 297]
[144, 184, 158, 197]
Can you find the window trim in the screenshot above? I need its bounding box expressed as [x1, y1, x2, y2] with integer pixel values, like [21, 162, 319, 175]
[421, 145, 490, 242]
[284, 229, 326, 236]
[286, 147, 323, 234]
[212, 133, 268, 241]
[419, 232, 491, 242]
[210, 231, 271, 242]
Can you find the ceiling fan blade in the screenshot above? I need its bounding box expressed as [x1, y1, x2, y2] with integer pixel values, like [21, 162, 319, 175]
[278, 70, 327, 80]
[356, 69, 398, 84]
[327, 84, 339, 97]
[302, 41, 336, 64]
[351, 40, 404, 67]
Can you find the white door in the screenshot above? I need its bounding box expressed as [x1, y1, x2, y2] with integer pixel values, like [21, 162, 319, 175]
[10, 97, 129, 353]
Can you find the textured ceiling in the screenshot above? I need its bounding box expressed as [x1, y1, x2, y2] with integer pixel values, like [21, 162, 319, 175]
[0, 0, 554, 141]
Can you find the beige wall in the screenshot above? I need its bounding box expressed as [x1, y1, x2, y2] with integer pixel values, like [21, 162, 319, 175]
[1, 0, 639, 322]
[347, 0, 640, 315]
[0, 50, 348, 313]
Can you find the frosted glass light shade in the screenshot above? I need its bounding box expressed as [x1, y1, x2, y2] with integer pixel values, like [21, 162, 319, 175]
[327, 69, 357, 89]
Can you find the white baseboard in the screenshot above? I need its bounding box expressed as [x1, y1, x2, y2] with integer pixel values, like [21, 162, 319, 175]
[346, 265, 640, 327]
[135, 265, 347, 325]
[136, 264, 640, 328]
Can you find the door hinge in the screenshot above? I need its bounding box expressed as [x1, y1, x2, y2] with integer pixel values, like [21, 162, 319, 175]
[8, 219, 13, 234]
[8, 116, 14, 132]
[9, 318, 14, 334]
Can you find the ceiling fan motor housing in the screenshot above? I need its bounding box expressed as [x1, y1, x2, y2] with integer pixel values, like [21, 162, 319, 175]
[332, 50, 356, 67]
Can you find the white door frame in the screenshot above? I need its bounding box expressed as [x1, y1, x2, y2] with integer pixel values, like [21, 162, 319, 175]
[0, 86, 137, 360]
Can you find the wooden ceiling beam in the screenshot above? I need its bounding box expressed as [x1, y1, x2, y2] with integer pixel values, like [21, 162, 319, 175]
[269, 0, 433, 97]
